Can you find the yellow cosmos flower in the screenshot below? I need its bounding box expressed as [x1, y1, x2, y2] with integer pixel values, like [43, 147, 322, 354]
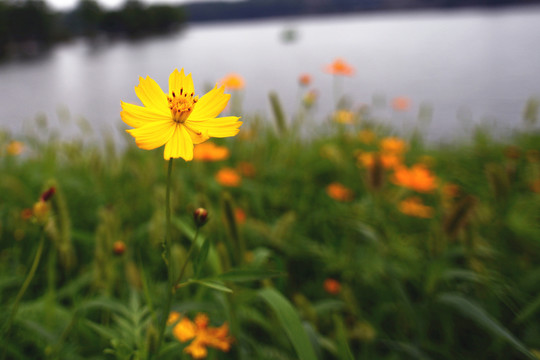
[121, 69, 242, 161]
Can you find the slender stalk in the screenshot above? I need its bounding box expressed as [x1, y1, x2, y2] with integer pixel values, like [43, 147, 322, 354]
[174, 228, 200, 287]
[153, 159, 174, 359]
[1, 230, 46, 338]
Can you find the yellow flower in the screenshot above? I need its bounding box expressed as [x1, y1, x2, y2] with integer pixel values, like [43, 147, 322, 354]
[357, 151, 401, 170]
[324, 58, 355, 76]
[392, 164, 438, 193]
[398, 197, 434, 218]
[333, 110, 355, 124]
[215, 167, 242, 187]
[326, 182, 354, 202]
[193, 142, 230, 161]
[6, 141, 24, 156]
[121, 69, 242, 161]
[219, 73, 245, 90]
[172, 313, 233, 359]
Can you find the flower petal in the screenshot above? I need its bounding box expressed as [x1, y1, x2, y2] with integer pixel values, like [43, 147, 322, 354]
[186, 117, 242, 138]
[190, 86, 230, 120]
[134, 76, 169, 115]
[169, 68, 194, 97]
[121, 101, 171, 128]
[184, 123, 210, 144]
[126, 120, 175, 150]
[163, 125, 194, 161]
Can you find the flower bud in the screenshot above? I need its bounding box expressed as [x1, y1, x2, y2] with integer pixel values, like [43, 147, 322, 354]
[40, 187, 56, 202]
[193, 208, 209, 228]
[113, 240, 126, 256]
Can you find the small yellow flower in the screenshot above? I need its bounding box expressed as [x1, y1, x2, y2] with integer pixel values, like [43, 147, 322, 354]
[219, 73, 245, 90]
[6, 141, 24, 156]
[399, 197, 434, 218]
[215, 167, 241, 187]
[32, 200, 50, 224]
[193, 142, 229, 161]
[324, 58, 355, 76]
[172, 313, 233, 359]
[333, 110, 355, 124]
[121, 69, 242, 161]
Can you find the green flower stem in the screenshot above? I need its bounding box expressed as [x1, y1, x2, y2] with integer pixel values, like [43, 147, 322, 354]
[174, 228, 200, 287]
[154, 159, 174, 359]
[2, 229, 46, 337]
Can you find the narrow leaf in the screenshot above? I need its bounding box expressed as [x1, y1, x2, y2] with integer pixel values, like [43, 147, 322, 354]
[215, 268, 285, 283]
[188, 279, 233, 293]
[258, 287, 317, 360]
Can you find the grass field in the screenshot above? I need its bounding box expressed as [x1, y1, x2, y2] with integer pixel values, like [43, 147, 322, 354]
[1, 80, 540, 360]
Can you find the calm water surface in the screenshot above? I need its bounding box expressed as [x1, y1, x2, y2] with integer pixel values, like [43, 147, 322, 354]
[1, 6, 540, 142]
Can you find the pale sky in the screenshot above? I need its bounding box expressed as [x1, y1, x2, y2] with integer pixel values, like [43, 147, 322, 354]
[45, 0, 191, 11]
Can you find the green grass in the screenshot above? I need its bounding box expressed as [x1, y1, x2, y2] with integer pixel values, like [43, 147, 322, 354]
[0, 96, 540, 360]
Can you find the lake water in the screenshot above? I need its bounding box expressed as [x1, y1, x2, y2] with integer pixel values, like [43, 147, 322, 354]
[1, 6, 540, 142]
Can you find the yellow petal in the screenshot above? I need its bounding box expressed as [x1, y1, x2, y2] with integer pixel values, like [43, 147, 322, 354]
[184, 124, 210, 144]
[163, 125, 194, 161]
[134, 76, 169, 115]
[190, 86, 230, 120]
[121, 101, 171, 128]
[172, 318, 196, 342]
[126, 120, 175, 150]
[168, 68, 194, 97]
[186, 117, 242, 138]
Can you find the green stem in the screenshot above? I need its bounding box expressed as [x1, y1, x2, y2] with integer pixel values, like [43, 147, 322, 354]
[153, 159, 174, 360]
[2, 229, 46, 337]
[174, 228, 200, 287]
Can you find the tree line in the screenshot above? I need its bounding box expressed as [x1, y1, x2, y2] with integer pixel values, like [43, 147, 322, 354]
[0, 0, 186, 59]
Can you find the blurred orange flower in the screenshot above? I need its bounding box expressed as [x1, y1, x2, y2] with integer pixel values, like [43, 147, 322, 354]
[380, 137, 406, 155]
[391, 96, 411, 111]
[193, 142, 229, 161]
[171, 313, 233, 359]
[392, 164, 437, 193]
[6, 141, 24, 156]
[237, 161, 256, 177]
[326, 182, 354, 202]
[219, 73, 245, 90]
[298, 73, 312, 86]
[357, 152, 401, 170]
[531, 178, 540, 193]
[399, 197, 434, 218]
[324, 278, 341, 295]
[215, 167, 241, 187]
[324, 58, 355, 76]
[358, 129, 376, 144]
[234, 208, 246, 224]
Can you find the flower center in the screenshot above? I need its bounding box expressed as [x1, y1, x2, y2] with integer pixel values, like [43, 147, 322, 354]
[167, 88, 199, 123]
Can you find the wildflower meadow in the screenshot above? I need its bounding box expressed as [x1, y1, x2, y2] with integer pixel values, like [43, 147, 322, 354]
[1, 59, 540, 360]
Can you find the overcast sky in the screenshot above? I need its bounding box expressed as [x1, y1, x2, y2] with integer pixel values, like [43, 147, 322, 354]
[45, 0, 192, 11]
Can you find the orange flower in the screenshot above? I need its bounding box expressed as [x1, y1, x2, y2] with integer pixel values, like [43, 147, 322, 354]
[324, 58, 354, 76]
[298, 73, 312, 86]
[392, 164, 437, 193]
[193, 142, 230, 161]
[172, 313, 233, 359]
[234, 208, 246, 224]
[326, 182, 354, 202]
[357, 152, 401, 170]
[219, 73, 245, 90]
[167, 311, 181, 325]
[215, 167, 241, 187]
[6, 141, 24, 156]
[324, 278, 341, 295]
[379, 137, 406, 155]
[399, 197, 434, 218]
[391, 96, 411, 111]
[237, 161, 256, 177]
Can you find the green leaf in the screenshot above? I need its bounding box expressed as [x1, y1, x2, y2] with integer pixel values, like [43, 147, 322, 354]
[333, 315, 354, 360]
[215, 268, 285, 283]
[193, 238, 210, 278]
[258, 287, 318, 360]
[188, 279, 233, 293]
[515, 293, 540, 324]
[438, 293, 536, 359]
